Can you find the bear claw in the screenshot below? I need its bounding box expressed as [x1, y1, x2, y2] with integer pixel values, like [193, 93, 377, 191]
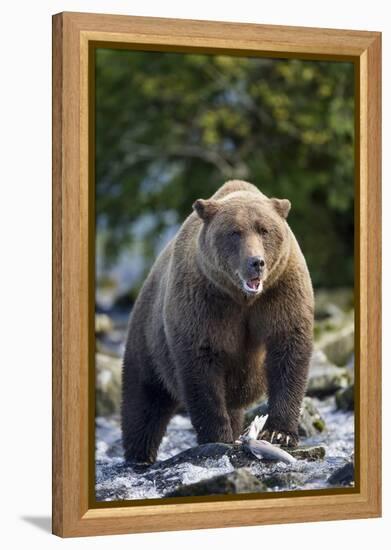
[259, 428, 298, 448]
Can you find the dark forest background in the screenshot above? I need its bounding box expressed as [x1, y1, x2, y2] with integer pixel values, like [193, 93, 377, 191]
[95, 49, 354, 308]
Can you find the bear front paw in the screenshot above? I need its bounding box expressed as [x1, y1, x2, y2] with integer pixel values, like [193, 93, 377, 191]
[259, 428, 299, 448]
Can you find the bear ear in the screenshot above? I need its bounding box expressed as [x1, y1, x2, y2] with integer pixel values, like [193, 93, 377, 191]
[270, 198, 291, 219]
[192, 199, 219, 221]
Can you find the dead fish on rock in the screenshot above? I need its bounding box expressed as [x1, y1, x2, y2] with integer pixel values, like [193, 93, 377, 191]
[245, 439, 297, 464]
[237, 414, 297, 465]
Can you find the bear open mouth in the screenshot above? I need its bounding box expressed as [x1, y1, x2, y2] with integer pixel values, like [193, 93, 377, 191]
[243, 277, 263, 294]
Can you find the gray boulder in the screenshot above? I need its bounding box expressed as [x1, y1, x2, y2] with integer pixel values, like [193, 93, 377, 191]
[263, 472, 306, 490]
[328, 461, 354, 486]
[165, 468, 267, 497]
[153, 443, 247, 469]
[290, 445, 325, 461]
[314, 288, 354, 320]
[317, 323, 354, 367]
[335, 385, 354, 411]
[96, 353, 122, 416]
[298, 397, 326, 436]
[154, 442, 325, 471]
[95, 313, 114, 334]
[314, 288, 354, 367]
[307, 350, 352, 397]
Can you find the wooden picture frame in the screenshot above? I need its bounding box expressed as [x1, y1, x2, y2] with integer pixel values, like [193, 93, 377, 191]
[52, 11, 381, 537]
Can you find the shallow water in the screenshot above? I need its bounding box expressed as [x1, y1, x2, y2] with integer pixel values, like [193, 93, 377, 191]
[95, 397, 354, 502]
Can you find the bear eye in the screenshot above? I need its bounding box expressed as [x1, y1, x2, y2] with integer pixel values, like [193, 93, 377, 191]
[258, 226, 268, 236]
[229, 229, 242, 238]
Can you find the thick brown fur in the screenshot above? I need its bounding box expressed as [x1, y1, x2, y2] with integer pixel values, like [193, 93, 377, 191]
[121, 180, 314, 463]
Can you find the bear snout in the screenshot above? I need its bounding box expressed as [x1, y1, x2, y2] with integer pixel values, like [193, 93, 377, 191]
[246, 255, 265, 277]
[238, 256, 266, 294]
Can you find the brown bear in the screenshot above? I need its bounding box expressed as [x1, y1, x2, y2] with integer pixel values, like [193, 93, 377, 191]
[121, 180, 314, 464]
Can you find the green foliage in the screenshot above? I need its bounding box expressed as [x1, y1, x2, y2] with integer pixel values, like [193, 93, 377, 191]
[96, 49, 354, 292]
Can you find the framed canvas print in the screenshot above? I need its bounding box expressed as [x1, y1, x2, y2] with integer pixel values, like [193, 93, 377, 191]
[52, 12, 381, 537]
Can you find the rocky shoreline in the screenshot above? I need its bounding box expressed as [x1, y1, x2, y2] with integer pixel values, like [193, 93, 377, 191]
[95, 393, 354, 501]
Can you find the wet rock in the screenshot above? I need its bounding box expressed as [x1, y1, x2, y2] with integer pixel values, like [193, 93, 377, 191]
[310, 348, 335, 370]
[245, 396, 325, 437]
[335, 385, 354, 411]
[166, 468, 267, 497]
[314, 289, 354, 366]
[298, 397, 326, 436]
[317, 322, 354, 367]
[95, 313, 114, 334]
[263, 472, 306, 490]
[155, 442, 325, 472]
[328, 461, 354, 486]
[307, 350, 352, 397]
[307, 367, 351, 397]
[315, 289, 354, 321]
[154, 443, 247, 469]
[289, 445, 326, 461]
[96, 353, 122, 416]
[315, 303, 344, 322]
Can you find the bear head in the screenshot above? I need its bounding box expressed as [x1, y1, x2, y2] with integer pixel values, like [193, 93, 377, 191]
[193, 190, 291, 298]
